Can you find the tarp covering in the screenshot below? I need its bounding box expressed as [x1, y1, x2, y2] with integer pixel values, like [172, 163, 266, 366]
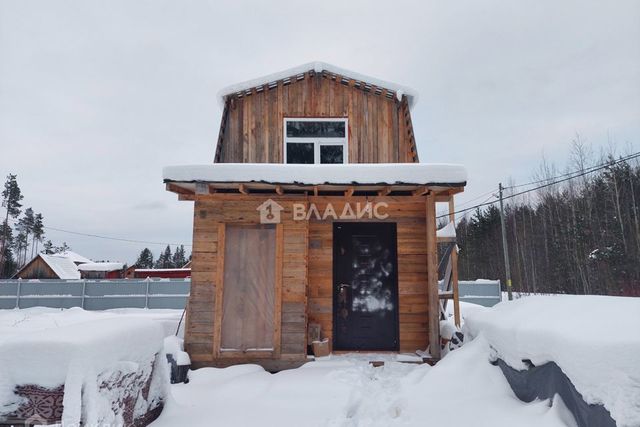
[494, 359, 616, 427]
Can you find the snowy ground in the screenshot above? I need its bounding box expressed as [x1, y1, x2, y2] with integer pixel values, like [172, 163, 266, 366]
[1, 296, 637, 427]
[153, 336, 574, 427]
[0, 306, 184, 338]
[152, 300, 576, 427]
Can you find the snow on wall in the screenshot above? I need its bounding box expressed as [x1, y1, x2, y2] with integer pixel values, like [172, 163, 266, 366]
[163, 163, 467, 186]
[216, 61, 419, 109]
[0, 317, 167, 425]
[464, 295, 640, 427]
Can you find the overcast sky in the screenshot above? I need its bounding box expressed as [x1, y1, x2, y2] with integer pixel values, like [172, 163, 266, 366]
[1, 0, 639, 264]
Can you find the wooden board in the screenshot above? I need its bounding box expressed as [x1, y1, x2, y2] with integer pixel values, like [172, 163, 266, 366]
[215, 72, 418, 164]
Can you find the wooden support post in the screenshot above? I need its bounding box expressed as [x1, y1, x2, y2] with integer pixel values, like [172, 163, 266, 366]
[449, 196, 461, 327]
[238, 184, 248, 194]
[425, 192, 441, 359]
[275, 185, 284, 195]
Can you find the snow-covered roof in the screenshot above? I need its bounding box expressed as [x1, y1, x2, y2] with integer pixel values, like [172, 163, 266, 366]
[163, 163, 467, 187]
[135, 268, 191, 272]
[436, 222, 457, 238]
[217, 61, 419, 109]
[50, 251, 91, 264]
[40, 253, 81, 280]
[77, 262, 124, 272]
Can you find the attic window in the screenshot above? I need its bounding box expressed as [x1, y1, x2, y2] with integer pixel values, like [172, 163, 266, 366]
[284, 118, 348, 164]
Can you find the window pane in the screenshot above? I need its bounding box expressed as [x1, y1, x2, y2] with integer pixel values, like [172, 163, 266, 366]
[286, 142, 314, 164]
[221, 225, 276, 351]
[320, 145, 344, 164]
[286, 121, 345, 138]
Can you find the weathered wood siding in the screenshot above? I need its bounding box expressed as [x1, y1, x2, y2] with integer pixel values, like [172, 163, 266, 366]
[16, 256, 59, 279]
[185, 194, 435, 366]
[215, 72, 418, 164]
[307, 196, 430, 353]
[186, 197, 308, 367]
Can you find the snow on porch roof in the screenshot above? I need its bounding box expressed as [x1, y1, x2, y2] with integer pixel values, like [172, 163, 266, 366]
[163, 163, 467, 187]
[217, 61, 419, 109]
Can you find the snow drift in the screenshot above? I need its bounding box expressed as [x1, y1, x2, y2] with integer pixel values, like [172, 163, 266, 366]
[464, 295, 640, 427]
[0, 315, 168, 425]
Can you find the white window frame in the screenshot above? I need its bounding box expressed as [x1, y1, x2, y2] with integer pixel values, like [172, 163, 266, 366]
[283, 117, 349, 164]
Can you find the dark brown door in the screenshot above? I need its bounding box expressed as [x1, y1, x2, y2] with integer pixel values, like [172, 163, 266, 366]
[333, 222, 399, 351]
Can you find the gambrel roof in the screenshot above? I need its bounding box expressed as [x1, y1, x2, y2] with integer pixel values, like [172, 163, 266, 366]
[217, 61, 419, 110]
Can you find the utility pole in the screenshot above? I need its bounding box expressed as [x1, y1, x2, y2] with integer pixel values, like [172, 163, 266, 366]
[499, 183, 513, 300]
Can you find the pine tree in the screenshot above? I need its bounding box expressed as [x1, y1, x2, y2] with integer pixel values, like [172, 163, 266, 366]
[13, 230, 27, 268]
[31, 213, 44, 257]
[0, 220, 16, 278]
[55, 242, 71, 253]
[135, 248, 154, 269]
[172, 245, 187, 267]
[17, 208, 35, 264]
[0, 174, 23, 272]
[155, 245, 173, 268]
[43, 240, 54, 254]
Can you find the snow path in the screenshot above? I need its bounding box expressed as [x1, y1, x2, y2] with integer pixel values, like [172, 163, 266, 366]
[152, 338, 575, 427]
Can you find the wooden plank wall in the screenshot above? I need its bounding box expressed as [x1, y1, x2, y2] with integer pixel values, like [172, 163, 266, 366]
[16, 256, 59, 279]
[216, 73, 418, 164]
[307, 196, 430, 353]
[186, 197, 308, 366]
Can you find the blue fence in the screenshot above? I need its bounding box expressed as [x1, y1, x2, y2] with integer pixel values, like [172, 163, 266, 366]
[458, 280, 502, 307]
[0, 278, 500, 310]
[0, 278, 190, 310]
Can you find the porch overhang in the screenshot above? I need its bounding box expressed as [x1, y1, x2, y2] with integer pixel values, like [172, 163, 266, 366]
[163, 163, 466, 199]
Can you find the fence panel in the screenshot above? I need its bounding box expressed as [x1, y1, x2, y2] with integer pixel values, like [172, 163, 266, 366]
[458, 280, 502, 307]
[0, 279, 191, 310]
[0, 282, 18, 309]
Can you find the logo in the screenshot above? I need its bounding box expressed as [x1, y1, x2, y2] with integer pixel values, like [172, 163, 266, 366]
[257, 199, 389, 224]
[257, 199, 284, 224]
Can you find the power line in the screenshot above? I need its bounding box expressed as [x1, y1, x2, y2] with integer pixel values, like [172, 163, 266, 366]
[456, 188, 498, 208]
[7, 218, 191, 247]
[504, 151, 640, 190]
[439, 152, 640, 219]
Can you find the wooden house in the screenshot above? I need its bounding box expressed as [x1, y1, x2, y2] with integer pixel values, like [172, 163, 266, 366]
[164, 62, 466, 370]
[14, 251, 91, 280]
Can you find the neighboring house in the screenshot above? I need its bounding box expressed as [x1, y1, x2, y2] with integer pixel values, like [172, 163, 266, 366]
[14, 252, 124, 280]
[77, 262, 125, 279]
[124, 268, 191, 279]
[14, 252, 87, 279]
[164, 62, 467, 370]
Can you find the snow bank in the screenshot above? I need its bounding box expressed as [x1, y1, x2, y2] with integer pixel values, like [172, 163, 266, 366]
[216, 61, 419, 109]
[0, 316, 167, 425]
[0, 307, 184, 339]
[163, 163, 467, 186]
[464, 295, 640, 427]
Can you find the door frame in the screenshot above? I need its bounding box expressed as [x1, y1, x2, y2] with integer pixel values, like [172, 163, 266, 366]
[332, 221, 400, 351]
